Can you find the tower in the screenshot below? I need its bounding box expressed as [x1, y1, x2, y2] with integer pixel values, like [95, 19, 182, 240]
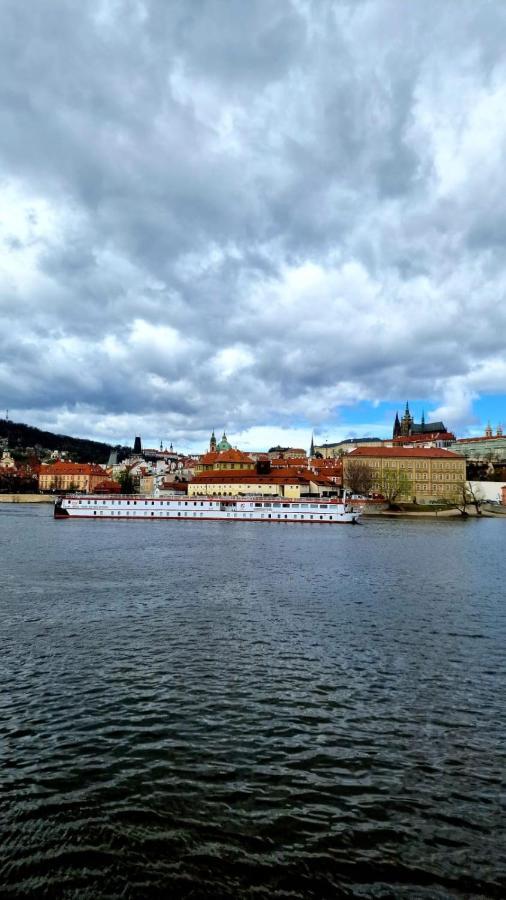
[310, 433, 315, 457]
[485, 421, 492, 438]
[210, 430, 217, 452]
[133, 436, 142, 455]
[400, 402, 413, 437]
[393, 412, 401, 438]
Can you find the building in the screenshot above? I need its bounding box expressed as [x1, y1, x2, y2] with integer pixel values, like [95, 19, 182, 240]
[344, 447, 466, 503]
[502, 486, 506, 505]
[195, 448, 254, 474]
[314, 437, 383, 458]
[449, 430, 506, 462]
[267, 446, 307, 459]
[393, 403, 447, 439]
[188, 466, 337, 499]
[38, 462, 107, 493]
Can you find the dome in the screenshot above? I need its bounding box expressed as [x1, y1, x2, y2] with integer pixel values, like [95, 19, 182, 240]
[216, 431, 232, 452]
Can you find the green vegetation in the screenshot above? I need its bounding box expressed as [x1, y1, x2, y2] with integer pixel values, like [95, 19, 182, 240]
[0, 418, 127, 464]
[379, 468, 413, 507]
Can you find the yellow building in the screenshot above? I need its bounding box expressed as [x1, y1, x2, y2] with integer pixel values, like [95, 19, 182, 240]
[194, 448, 254, 474]
[188, 469, 334, 499]
[344, 447, 466, 502]
[38, 462, 107, 493]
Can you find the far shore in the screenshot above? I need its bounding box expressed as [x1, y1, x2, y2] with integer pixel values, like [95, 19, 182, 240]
[362, 505, 505, 518]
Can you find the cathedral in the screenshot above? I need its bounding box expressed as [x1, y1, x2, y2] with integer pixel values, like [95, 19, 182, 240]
[393, 403, 446, 439]
[209, 430, 232, 452]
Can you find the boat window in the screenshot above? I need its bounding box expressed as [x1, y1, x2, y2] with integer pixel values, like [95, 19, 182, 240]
[255, 503, 262, 507]
[273, 503, 281, 508]
[79, 500, 82, 504]
[263, 503, 271, 508]
[127, 500, 130, 505]
[282, 503, 289, 508]
[319, 504, 327, 509]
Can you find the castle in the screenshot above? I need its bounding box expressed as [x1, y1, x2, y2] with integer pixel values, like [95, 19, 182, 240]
[393, 403, 447, 439]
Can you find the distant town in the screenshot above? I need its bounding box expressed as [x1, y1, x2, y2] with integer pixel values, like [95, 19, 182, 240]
[1, 404, 506, 510]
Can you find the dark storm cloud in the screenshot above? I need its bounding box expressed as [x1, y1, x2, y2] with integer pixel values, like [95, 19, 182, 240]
[1, 0, 506, 444]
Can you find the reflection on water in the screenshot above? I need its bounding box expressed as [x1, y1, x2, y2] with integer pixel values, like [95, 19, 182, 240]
[1, 507, 505, 897]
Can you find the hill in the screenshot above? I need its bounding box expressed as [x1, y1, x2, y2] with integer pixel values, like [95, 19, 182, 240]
[0, 418, 127, 464]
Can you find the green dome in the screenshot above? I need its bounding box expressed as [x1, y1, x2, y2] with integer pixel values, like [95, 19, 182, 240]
[217, 431, 232, 451]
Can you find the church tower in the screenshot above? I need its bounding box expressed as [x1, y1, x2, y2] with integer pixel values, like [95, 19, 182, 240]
[393, 412, 401, 438]
[310, 433, 315, 456]
[400, 402, 413, 437]
[210, 430, 217, 452]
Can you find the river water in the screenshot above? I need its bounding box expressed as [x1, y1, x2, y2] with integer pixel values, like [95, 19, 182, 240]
[1, 505, 505, 898]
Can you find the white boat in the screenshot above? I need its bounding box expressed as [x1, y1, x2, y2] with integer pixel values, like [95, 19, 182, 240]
[54, 494, 360, 523]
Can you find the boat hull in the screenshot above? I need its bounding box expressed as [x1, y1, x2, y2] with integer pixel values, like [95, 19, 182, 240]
[54, 495, 360, 524]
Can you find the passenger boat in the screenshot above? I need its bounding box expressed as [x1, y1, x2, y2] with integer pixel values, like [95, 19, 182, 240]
[54, 494, 360, 523]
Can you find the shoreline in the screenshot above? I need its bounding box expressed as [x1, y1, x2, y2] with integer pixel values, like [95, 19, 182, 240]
[0, 494, 54, 504]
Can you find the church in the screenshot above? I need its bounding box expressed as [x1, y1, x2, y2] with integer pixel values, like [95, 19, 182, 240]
[393, 403, 447, 439]
[209, 430, 232, 453]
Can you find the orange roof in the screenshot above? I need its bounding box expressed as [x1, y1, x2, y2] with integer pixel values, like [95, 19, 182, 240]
[39, 462, 105, 475]
[348, 447, 464, 459]
[191, 470, 337, 486]
[200, 448, 253, 464]
[94, 479, 121, 493]
[392, 432, 456, 444]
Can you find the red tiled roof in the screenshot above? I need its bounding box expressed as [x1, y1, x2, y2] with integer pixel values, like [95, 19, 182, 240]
[39, 462, 106, 475]
[200, 448, 253, 464]
[348, 447, 464, 459]
[392, 432, 456, 444]
[94, 479, 121, 493]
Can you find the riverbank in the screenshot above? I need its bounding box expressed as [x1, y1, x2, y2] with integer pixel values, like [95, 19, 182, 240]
[0, 494, 54, 503]
[362, 504, 506, 518]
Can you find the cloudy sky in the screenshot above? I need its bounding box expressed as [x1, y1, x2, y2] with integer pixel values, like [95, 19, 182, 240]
[1, 0, 505, 452]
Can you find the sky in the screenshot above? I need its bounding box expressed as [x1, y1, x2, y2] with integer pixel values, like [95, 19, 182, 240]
[1, 0, 505, 454]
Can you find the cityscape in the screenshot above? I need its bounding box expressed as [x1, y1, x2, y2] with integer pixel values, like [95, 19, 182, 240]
[1, 403, 506, 510]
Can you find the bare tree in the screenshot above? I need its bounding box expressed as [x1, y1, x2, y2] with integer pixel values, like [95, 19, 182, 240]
[449, 481, 484, 516]
[379, 468, 412, 507]
[466, 481, 484, 515]
[344, 460, 374, 495]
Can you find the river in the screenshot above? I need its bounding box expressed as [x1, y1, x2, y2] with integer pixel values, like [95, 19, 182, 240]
[1, 505, 505, 898]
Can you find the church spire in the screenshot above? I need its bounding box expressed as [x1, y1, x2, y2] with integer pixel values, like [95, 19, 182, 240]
[393, 411, 401, 438]
[310, 433, 315, 456]
[210, 429, 217, 452]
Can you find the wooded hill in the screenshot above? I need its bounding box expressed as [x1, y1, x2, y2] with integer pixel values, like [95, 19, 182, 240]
[0, 418, 128, 464]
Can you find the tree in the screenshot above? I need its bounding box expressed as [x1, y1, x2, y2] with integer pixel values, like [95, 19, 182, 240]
[466, 481, 484, 515]
[344, 460, 374, 496]
[117, 469, 135, 494]
[448, 481, 484, 516]
[379, 467, 412, 507]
